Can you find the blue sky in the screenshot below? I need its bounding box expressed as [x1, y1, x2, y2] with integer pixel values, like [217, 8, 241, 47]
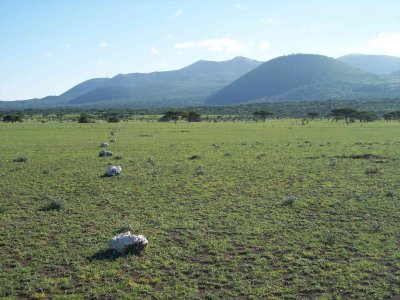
[1, 0, 399, 100]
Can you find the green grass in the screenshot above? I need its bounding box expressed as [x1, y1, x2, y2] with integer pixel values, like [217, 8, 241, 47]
[0, 119, 399, 299]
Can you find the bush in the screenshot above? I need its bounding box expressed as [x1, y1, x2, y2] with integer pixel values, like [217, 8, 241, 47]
[195, 166, 205, 175]
[365, 167, 379, 175]
[188, 154, 201, 160]
[280, 196, 296, 207]
[78, 114, 92, 123]
[13, 156, 28, 163]
[3, 114, 23, 123]
[107, 116, 120, 123]
[45, 198, 66, 211]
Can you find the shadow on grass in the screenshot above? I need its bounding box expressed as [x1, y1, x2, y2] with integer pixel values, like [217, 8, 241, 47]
[88, 248, 144, 261]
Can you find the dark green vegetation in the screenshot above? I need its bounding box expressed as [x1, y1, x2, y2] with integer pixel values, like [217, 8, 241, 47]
[1, 120, 399, 299]
[206, 54, 400, 105]
[337, 54, 400, 75]
[2, 114, 23, 123]
[2, 98, 400, 121]
[159, 110, 201, 123]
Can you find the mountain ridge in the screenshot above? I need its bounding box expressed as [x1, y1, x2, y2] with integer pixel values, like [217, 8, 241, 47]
[337, 54, 400, 75]
[206, 54, 400, 105]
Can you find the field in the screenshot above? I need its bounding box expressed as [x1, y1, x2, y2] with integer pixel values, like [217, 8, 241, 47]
[0, 119, 399, 299]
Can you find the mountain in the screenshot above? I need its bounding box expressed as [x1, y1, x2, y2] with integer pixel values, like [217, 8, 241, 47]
[67, 56, 262, 106]
[338, 54, 400, 75]
[206, 54, 400, 105]
[0, 57, 261, 109]
[61, 78, 109, 98]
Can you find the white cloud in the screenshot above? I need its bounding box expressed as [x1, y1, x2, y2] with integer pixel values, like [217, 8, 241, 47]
[165, 34, 173, 40]
[100, 41, 108, 48]
[160, 62, 168, 68]
[366, 32, 400, 56]
[174, 37, 250, 54]
[170, 9, 182, 19]
[97, 60, 105, 65]
[150, 46, 159, 55]
[260, 40, 271, 51]
[65, 43, 72, 48]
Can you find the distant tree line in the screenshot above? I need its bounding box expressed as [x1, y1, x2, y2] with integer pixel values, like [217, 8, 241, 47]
[159, 111, 201, 123]
[383, 110, 400, 121]
[2, 99, 400, 123]
[328, 108, 378, 124]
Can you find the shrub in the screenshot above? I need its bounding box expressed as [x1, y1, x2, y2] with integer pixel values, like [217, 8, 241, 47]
[188, 154, 201, 160]
[78, 114, 91, 123]
[144, 158, 156, 167]
[107, 116, 120, 123]
[3, 114, 23, 123]
[385, 191, 395, 197]
[13, 156, 28, 163]
[46, 198, 66, 211]
[365, 167, 379, 175]
[195, 166, 205, 175]
[281, 196, 296, 207]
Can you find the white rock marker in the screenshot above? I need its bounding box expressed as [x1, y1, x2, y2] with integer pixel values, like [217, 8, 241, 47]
[100, 142, 109, 147]
[109, 231, 148, 254]
[99, 150, 113, 157]
[105, 165, 122, 176]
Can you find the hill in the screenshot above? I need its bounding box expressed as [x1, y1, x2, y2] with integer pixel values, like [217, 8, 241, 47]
[206, 54, 400, 105]
[338, 54, 400, 75]
[0, 57, 261, 109]
[67, 56, 261, 106]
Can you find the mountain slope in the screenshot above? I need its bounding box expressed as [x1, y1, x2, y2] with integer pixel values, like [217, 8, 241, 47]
[68, 56, 262, 105]
[62, 78, 109, 98]
[206, 54, 400, 105]
[338, 54, 400, 75]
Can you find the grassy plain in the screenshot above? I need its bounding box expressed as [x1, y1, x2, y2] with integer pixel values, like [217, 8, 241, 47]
[0, 119, 399, 299]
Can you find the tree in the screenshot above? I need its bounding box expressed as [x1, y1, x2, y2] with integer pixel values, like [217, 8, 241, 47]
[107, 116, 120, 123]
[253, 110, 273, 122]
[2, 114, 22, 123]
[186, 111, 201, 123]
[78, 113, 92, 123]
[330, 108, 358, 124]
[383, 110, 400, 121]
[158, 111, 187, 124]
[307, 112, 319, 119]
[355, 111, 377, 122]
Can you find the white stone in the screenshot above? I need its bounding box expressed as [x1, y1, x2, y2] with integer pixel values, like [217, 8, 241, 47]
[108, 231, 148, 254]
[105, 165, 122, 176]
[109, 139, 116, 142]
[100, 142, 109, 147]
[99, 150, 113, 157]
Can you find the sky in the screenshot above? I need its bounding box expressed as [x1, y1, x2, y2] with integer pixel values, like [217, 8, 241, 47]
[1, 0, 400, 100]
